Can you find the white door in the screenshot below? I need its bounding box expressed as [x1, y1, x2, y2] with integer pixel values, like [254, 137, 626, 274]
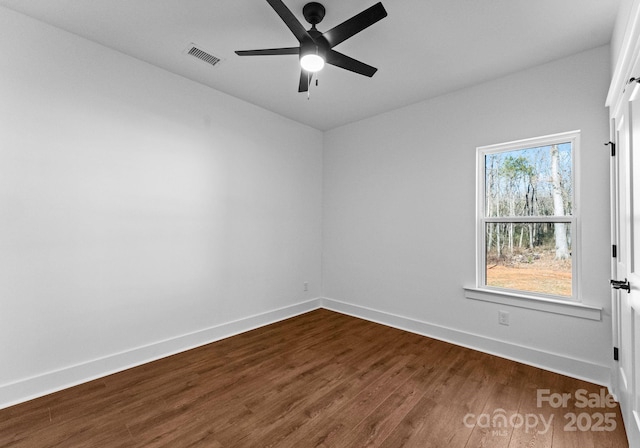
[612, 75, 640, 447]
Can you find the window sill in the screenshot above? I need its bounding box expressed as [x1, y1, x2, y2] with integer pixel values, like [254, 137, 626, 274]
[463, 287, 602, 321]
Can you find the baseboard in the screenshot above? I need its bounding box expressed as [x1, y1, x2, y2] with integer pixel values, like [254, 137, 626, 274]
[0, 298, 322, 410]
[320, 297, 612, 388]
[1, 297, 612, 410]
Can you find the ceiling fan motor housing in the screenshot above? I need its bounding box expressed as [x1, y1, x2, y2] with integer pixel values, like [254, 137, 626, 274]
[303, 2, 325, 25]
[300, 27, 328, 65]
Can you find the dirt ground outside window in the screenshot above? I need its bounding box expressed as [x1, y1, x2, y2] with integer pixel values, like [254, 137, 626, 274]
[486, 249, 572, 297]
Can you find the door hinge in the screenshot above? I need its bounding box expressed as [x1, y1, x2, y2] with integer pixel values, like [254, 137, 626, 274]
[605, 141, 616, 156]
[614, 346, 619, 361]
[612, 244, 617, 258]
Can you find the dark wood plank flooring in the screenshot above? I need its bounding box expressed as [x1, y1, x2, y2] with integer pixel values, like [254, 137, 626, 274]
[0, 309, 629, 447]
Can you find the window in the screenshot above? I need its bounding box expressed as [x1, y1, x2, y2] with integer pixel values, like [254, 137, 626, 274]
[476, 131, 579, 301]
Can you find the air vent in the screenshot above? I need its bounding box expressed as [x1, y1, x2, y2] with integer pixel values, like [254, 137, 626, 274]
[185, 44, 221, 67]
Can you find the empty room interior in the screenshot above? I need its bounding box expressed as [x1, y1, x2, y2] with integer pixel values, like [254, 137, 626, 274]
[2, 0, 640, 446]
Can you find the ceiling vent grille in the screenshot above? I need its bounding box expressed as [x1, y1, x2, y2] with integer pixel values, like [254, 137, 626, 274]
[185, 44, 221, 67]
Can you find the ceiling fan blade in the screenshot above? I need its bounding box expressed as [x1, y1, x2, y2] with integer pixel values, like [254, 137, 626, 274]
[298, 70, 313, 92]
[322, 2, 387, 48]
[235, 47, 300, 56]
[266, 0, 312, 43]
[326, 50, 377, 77]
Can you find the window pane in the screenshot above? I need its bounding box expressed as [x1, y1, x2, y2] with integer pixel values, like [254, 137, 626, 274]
[485, 222, 572, 297]
[485, 143, 572, 218]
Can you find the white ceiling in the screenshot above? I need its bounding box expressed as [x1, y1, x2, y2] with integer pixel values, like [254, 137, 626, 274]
[0, 0, 621, 131]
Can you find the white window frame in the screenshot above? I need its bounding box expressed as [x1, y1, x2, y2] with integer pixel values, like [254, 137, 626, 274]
[475, 130, 581, 303]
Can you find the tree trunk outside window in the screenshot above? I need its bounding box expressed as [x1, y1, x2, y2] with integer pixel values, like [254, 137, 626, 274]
[551, 144, 569, 259]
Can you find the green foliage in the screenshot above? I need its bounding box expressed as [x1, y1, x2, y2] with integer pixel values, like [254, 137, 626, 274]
[485, 144, 572, 218]
[501, 155, 534, 179]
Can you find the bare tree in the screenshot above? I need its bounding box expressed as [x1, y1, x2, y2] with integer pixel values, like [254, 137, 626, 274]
[551, 144, 570, 259]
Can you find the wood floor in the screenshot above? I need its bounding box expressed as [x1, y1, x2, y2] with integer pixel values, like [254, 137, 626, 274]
[0, 309, 629, 447]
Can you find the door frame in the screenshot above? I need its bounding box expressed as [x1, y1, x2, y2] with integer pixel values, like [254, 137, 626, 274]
[607, 3, 640, 446]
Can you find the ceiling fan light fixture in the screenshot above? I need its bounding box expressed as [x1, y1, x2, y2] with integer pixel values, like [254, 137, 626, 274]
[300, 53, 325, 72]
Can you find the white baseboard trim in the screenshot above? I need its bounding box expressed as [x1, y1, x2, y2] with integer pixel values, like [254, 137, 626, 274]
[320, 297, 612, 388]
[0, 298, 322, 410]
[2, 297, 612, 410]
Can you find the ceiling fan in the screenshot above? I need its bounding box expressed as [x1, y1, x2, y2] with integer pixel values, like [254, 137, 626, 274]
[235, 0, 387, 93]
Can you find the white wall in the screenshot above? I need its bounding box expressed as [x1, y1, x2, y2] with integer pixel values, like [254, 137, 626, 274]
[611, 0, 636, 71]
[323, 46, 613, 384]
[0, 7, 322, 406]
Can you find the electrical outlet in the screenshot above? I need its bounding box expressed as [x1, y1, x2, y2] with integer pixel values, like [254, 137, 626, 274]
[304, 282, 308, 291]
[498, 310, 510, 326]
